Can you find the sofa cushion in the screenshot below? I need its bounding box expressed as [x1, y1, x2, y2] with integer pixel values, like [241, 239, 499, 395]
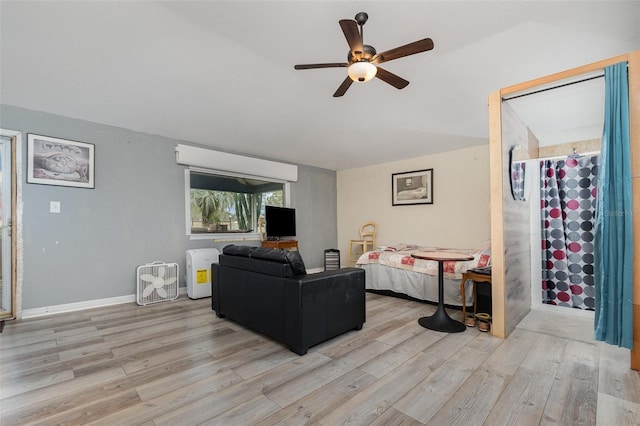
[222, 244, 255, 257]
[284, 250, 307, 275]
[222, 244, 306, 276]
[219, 254, 294, 277]
[250, 247, 289, 263]
[250, 247, 306, 275]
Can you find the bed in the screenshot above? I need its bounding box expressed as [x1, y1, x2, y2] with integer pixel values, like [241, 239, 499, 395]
[356, 243, 491, 307]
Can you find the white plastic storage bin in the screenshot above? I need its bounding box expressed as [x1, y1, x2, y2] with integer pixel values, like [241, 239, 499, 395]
[186, 248, 219, 299]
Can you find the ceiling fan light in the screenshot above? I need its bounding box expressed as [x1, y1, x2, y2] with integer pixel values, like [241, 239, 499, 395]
[348, 61, 377, 83]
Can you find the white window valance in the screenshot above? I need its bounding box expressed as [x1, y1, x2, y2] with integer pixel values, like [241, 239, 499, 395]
[175, 144, 298, 182]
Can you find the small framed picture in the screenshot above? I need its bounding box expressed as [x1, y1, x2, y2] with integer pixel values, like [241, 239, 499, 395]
[27, 134, 95, 189]
[392, 168, 433, 206]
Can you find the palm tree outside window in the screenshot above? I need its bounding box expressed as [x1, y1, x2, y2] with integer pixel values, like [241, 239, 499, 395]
[189, 171, 284, 235]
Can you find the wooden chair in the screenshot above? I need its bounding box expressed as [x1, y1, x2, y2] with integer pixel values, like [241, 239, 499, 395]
[257, 217, 266, 241]
[348, 222, 377, 266]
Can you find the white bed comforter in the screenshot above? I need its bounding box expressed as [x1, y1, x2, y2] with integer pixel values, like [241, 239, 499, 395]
[356, 243, 491, 280]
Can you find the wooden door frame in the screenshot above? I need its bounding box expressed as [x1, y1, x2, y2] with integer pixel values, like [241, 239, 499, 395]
[488, 50, 640, 370]
[0, 129, 22, 321]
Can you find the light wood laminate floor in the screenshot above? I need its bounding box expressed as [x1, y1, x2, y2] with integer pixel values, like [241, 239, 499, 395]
[1, 293, 639, 425]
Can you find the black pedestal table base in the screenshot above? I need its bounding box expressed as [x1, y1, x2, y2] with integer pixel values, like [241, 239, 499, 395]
[413, 253, 470, 333]
[418, 309, 466, 333]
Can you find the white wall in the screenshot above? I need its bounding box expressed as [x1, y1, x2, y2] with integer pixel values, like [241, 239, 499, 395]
[337, 144, 490, 265]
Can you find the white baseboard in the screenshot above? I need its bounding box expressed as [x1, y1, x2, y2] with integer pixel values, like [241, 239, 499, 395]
[22, 287, 189, 319]
[21, 269, 330, 319]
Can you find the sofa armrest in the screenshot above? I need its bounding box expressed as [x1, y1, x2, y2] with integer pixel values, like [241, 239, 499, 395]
[301, 267, 364, 281]
[212, 263, 221, 315]
[283, 267, 365, 354]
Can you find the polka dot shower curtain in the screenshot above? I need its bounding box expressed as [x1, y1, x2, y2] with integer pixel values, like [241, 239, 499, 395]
[540, 155, 599, 310]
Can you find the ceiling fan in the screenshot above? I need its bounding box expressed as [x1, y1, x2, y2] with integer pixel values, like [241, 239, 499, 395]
[294, 12, 434, 97]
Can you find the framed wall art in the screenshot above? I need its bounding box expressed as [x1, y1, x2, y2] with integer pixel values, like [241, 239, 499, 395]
[392, 168, 433, 206]
[27, 134, 95, 189]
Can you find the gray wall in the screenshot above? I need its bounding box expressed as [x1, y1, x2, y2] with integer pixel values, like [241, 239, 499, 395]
[0, 105, 337, 310]
[501, 103, 532, 336]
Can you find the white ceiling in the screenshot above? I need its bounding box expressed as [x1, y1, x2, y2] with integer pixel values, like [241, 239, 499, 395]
[506, 73, 606, 148]
[1, 1, 638, 170]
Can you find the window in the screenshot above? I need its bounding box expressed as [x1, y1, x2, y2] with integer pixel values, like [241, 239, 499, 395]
[185, 169, 286, 239]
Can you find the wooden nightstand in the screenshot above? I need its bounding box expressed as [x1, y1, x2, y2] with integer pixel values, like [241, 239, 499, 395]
[460, 270, 492, 322]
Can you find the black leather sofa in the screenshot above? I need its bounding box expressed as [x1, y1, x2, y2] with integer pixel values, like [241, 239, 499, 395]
[212, 245, 365, 355]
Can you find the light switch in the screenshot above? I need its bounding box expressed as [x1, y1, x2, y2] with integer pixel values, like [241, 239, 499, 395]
[50, 201, 61, 213]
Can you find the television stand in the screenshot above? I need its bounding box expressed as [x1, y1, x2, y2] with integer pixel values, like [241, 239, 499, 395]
[261, 239, 298, 251]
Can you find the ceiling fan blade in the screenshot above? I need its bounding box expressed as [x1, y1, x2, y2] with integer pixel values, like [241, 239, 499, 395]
[371, 38, 434, 64]
[339, 19, 363, 58]
[333, 76, 353, 97]
[375, 67, 409, 89]
[294, 63, 348, 70]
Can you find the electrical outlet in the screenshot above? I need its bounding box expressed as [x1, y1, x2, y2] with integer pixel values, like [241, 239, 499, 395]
[50, 201, 61, 213]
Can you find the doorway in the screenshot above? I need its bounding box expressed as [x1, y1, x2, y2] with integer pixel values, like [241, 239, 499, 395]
[503, 75, 603, 318]
[0, 130, 19, 325]
[488, 50, 640, 370]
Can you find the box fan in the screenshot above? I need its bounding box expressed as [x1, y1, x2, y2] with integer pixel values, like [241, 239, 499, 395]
[136, 261, 179, 305]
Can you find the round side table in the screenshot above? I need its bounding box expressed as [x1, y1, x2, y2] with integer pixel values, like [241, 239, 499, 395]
[411, 251, 474, 333]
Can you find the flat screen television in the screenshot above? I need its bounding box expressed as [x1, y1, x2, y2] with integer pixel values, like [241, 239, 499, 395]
[265, 206, 296, 239]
